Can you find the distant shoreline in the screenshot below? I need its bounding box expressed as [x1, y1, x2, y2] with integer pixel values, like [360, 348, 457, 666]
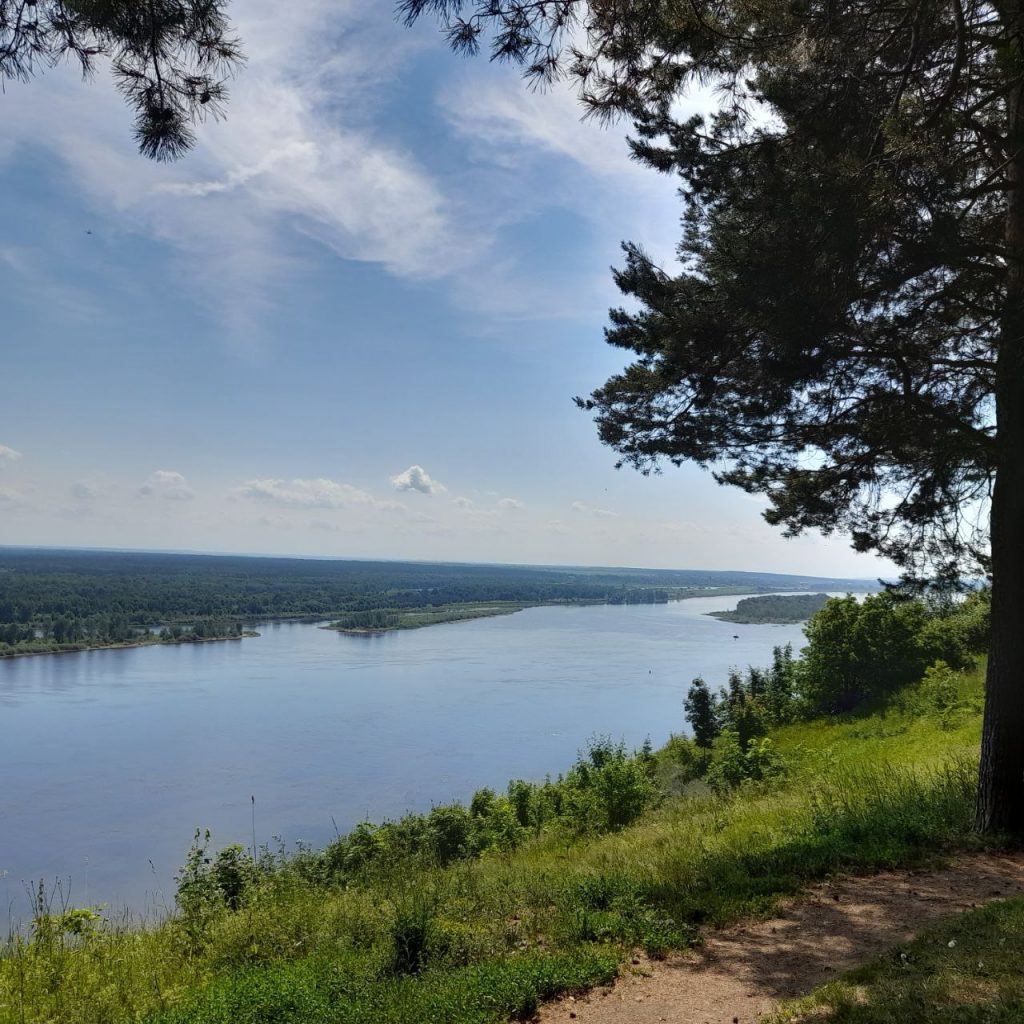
[0, 631, 260, 660]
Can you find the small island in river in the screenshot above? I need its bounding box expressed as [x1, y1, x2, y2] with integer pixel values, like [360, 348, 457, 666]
[708, 592, 834, 624]
[325, 602, 530, 634]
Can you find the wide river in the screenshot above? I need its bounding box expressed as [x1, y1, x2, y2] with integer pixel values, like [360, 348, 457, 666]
[0, 596, 810, 916]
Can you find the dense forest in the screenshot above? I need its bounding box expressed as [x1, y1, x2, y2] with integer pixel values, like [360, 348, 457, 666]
[708, 593, 833, 624]
[0, 548, 874, 656]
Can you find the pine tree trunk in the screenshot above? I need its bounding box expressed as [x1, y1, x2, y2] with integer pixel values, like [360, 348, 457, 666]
[976, 17, 1024, 835]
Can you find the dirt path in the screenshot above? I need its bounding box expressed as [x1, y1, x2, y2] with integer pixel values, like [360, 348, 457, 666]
[539, 853, 1024, 1024]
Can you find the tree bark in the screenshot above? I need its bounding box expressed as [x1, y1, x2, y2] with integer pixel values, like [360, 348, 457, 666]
[977, 8, 1024, 834]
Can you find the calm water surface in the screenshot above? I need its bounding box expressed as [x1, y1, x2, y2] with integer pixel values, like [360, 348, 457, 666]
[0, 597, 810, 914]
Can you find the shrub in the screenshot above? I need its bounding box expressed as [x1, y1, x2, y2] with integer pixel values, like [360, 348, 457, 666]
[385, 900, 435, 976]
[706, 731, 787, 792]
[426, 805, 473, 866]
[800, 593, 931, 712]
[900, 660, 977, 730]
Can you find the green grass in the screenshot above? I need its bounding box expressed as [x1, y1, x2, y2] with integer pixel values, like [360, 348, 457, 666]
[0, 665, 995, 1024]
[772, 895, 1024, 1023]
[149, 948, 619, 1024]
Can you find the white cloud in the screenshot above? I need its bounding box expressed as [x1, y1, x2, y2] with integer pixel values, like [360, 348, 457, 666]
[236, 476, 397, 510]
[0, 2, 487, 341]
[439, 73, 686, 272]
[497, 497, 524, 512]
[0, 444, 22, 465]
[71, 480, 100, 501]
[139, 470, 194, 501]
[391, 464, 446, 495]
[0, 486, 29, 509]
[571, 501, 619, 519]
[0, 1, 691, 337]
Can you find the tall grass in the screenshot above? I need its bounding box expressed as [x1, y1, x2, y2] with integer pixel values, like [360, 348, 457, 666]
[0, 666, 991, 1024]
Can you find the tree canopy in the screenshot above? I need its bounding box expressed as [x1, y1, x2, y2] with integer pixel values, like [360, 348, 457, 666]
[407, 0, 1024, 832]
[0, 1, 242, 159]
[407, 0, 1000, 584]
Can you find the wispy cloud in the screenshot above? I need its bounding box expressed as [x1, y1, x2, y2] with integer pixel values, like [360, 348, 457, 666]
[236, 476, 399, 510]
[71, 480, 100, 501]
[0, 2, 687, 339]
[139, 470, 194, 501]
[571, 500, 618, 519]
[0, 486, 29, 510]
[391, 464, 446, 495]
[497, 497, 524, 512]
[0, 2, 486, 341]
[0, 444, 22, 466]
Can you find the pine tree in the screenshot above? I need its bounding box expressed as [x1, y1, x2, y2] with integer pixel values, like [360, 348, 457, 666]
[684, 677, 719, 750]
[406, 0, 1024, 834]
[1, 1, 242, 159]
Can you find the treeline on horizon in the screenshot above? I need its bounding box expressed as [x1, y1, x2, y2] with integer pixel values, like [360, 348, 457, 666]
[0, 548, 874, 655]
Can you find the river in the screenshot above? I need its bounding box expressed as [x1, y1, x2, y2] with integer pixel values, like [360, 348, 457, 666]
[0, 595, 810, 917]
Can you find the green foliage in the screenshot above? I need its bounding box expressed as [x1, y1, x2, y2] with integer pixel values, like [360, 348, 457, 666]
[318, 738, 657, 884]
[386, 900, 436, 976]
[797, 592, 990, 714]
[330, 604, 527, 633]
[652, 734, 706, 795]
[706, 732, 787, 792]
[719, 672, 770, 751]
[899, 661, 981, 732]
[174, 832, 258, 952]
[709, 593, 832, 624]
[799, 594, 930, 712]
[0, 2, 242, 161]
[684, 677, 719, 749]
[148, 949, 620, 1024]
[561, 738, 659, 834]
[765, 644, 798, 724]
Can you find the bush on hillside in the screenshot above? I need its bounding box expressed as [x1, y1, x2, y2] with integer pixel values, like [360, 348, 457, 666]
[898, 660, 981, 731]
[799, 593, 930, 712]
[706, 731, 787, 792]
[798, 590, 989, 713]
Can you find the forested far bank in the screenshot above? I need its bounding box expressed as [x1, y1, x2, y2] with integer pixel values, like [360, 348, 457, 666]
[0, 548, 876, 657]
[0, 619, 254, 659]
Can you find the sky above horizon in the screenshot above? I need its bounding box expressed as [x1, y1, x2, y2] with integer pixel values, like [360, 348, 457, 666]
[0, 2, 893, 578]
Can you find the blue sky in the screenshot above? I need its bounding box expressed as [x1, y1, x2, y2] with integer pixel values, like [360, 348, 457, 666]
[0, 2, 891, 577]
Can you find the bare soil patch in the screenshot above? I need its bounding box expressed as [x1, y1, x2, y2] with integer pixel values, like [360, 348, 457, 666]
[538, 853, 1024, 1024]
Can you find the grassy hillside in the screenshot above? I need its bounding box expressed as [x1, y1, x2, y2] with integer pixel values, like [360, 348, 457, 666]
[0, 663, 992, 1024]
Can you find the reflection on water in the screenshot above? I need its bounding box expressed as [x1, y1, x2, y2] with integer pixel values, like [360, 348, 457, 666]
[0, 596, 810, 914]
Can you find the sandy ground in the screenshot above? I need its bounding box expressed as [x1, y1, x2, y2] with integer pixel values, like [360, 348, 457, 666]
[538, 853, 1024, 1024]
